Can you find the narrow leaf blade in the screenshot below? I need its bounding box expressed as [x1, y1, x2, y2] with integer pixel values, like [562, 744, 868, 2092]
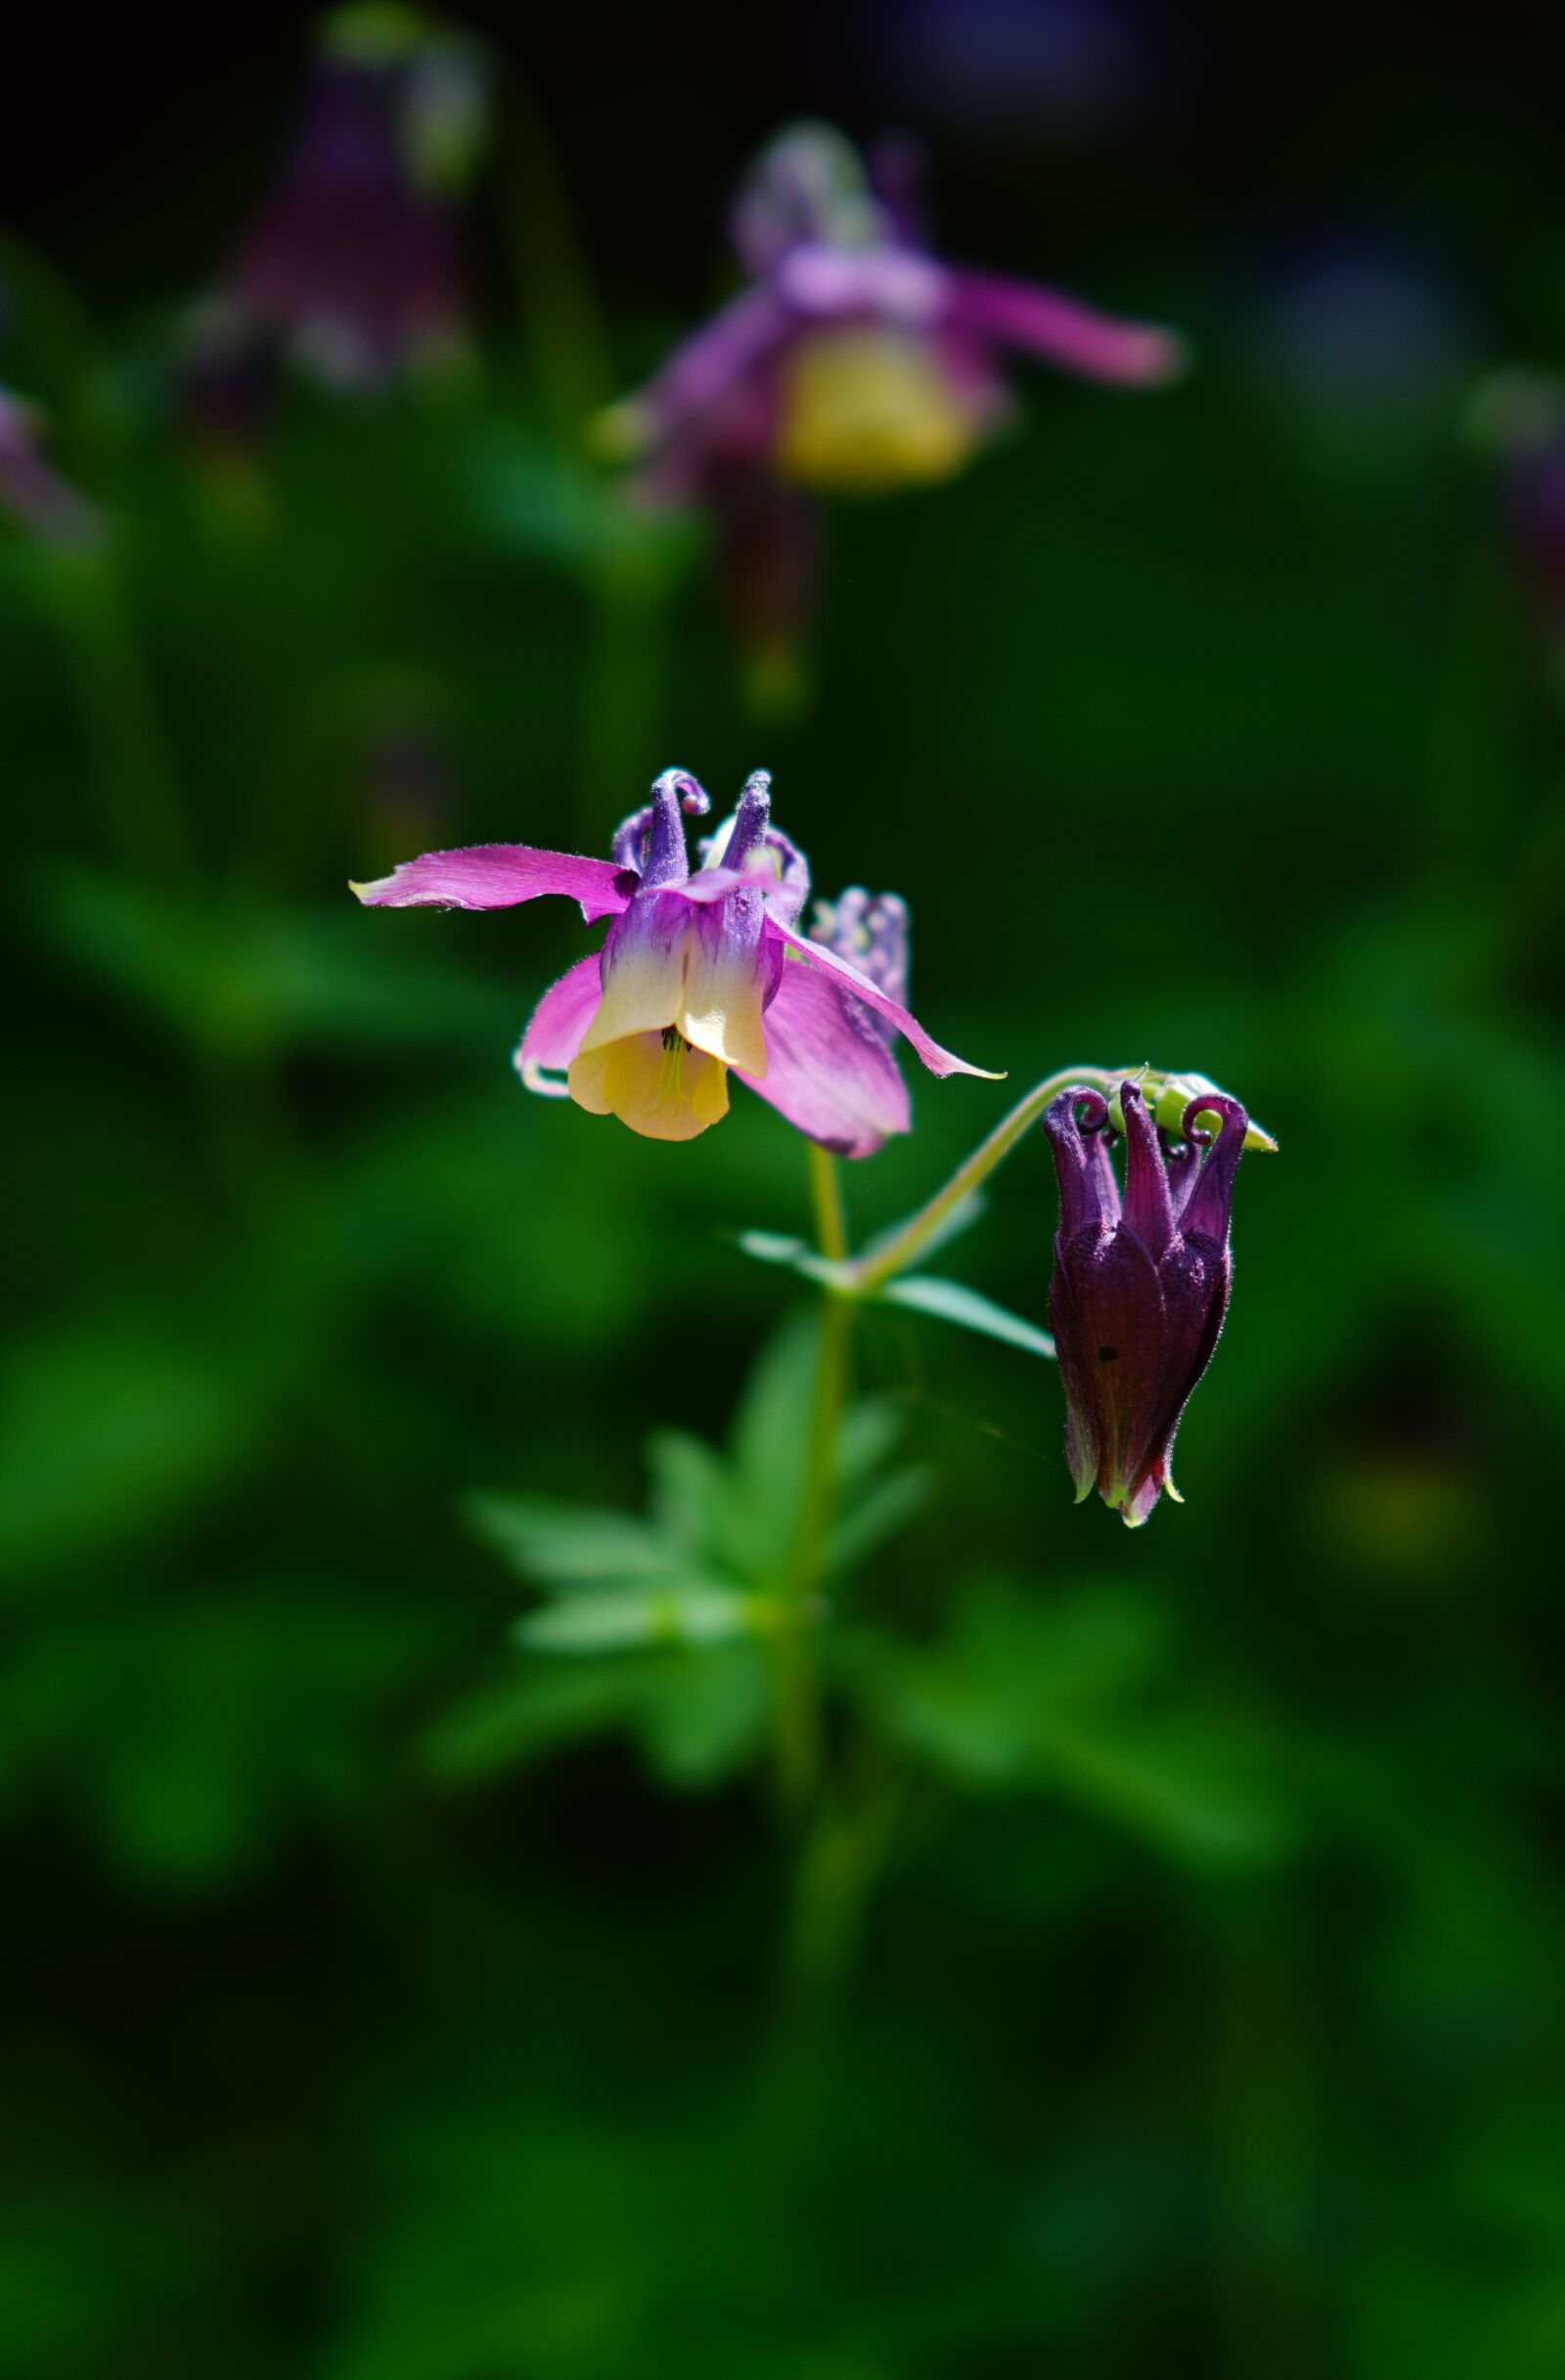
[877, 1275, 1056, 1359]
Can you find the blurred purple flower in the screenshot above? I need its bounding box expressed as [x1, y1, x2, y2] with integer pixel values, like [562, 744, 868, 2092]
[353, 767, 997, 1149]
[1043, 1078, 1248, 1526]
[603, 120, 1182, 505]
[598, 122, 1182, 673]
[0, 383, 99, 543]
[187, 4, 486, 424]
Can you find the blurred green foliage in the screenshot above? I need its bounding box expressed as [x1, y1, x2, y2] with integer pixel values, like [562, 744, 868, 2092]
[6, 12, 1565, 2379]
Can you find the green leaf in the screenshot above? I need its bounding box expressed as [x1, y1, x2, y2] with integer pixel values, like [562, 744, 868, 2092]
[877, 1274, 1056, 1359]
[827, 1467, 932, 1576]
[835, 1396, 906, 1492]
[423, 1647, 772, 1792]
[464, 424, 693, 576]
[421, 1662, 656, 1781]
[39, 867, 514, 1058]
[1033, 1713, 1299, 1870]
[863, 1577, 1298, 1873]
[512, 1584, 784, 1653]
[0, 1320, 266, 1590]
[726, 1313, 822, 1583]
[0, 1589, 436, 1882]
[730, 1232, 1053, 1358]
[645, 1429, 735, 1558]
[465, 1494, 692, 1589]
[730, 1229, 850, 1292]
[634, 1647, 772, 1787]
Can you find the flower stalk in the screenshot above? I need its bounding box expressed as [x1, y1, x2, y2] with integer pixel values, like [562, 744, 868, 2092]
[852, 1067, 1114, 1294]
[773, 1146, 854, 1815]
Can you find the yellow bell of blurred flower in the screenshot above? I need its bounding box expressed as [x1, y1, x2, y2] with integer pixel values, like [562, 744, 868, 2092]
[773, 328, 984, 493]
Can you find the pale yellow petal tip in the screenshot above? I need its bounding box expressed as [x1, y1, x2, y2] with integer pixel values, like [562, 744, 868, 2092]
[1245, 1123, 1280, 1155]
[1163, 1477, 1185, 1506]
[348, 875, 389, 904]
[516, 1050, 571, 1099]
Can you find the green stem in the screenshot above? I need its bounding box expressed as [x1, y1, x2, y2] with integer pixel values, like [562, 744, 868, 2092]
[852, 1066, 1114, 1294]
[773, 1146, 856, 1816]
[807, 1138, 849, 1265]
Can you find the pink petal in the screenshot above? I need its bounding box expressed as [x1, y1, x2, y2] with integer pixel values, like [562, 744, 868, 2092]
[738, 961, 911, 1158]
[351, 844, 634, 923]
[941, 270, 1186, 385]
[621, 286, 793, 435]
[767, 922, 1001, 1081]
[514, 954, 604, 1094]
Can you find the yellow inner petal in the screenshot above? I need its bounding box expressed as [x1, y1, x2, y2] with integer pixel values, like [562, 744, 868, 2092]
[577, 918, 690, 1057]
[568, 1028, 732, 1143]
[773, 330, 981, 493]
[578, 905, 770, 1082]
[678, 940, 770, 1077]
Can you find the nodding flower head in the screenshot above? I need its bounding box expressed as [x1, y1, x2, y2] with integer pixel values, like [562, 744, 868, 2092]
[1043, 1078, 1250, 1527]
[352, 766, 1000, 1152]
[186, 4, 487, 419]
[596, 118, 1185, 510]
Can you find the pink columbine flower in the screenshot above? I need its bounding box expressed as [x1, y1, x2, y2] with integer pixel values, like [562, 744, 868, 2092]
[352, 768, 997, 1150]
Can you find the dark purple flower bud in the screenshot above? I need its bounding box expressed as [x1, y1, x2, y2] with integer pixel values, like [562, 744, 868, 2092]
[188, 5, 486, 419]
[1043, 1079, 1248, 1526]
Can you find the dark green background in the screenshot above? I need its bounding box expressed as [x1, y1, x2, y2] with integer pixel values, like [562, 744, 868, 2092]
[4, 6, 1564, 2375]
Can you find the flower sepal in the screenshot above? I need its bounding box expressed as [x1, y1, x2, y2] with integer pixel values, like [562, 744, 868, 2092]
[1106, 1068, 1278, 1155]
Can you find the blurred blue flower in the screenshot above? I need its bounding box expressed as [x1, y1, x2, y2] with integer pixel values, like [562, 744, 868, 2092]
[885, 0, 1149, 138]
[1255, 242, 1481, 459]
